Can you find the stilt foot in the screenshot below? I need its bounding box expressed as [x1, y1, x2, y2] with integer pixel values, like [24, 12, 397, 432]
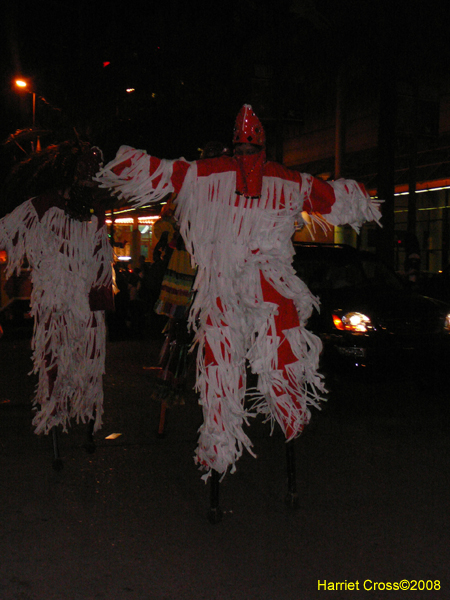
[207, 507, 223, 524]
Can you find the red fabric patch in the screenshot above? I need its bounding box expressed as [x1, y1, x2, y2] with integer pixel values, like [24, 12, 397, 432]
[112, 157, 133, 175]
[263, 161, 302, 183]
[302, 177, 336, 215]
[171, 161, 190, 194]
[260, 273, 299, 366]
[196, 156, 236, 177]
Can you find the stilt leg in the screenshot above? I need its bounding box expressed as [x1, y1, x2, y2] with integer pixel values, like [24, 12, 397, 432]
[285, 439, 299, 509]
[84, 412, 96, 454]
[157, 402, 167, 438]
[51, 426, 64, 471]
[207, 469, 223, 524]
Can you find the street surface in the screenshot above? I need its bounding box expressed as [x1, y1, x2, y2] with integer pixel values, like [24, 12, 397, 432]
[0, 333, 449, 600]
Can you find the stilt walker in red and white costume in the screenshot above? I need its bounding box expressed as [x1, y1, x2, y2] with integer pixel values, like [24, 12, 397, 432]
[96, 105, 381, 479]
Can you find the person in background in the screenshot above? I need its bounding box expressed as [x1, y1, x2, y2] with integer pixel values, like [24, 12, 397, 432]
[149, 196, 197, 425]
[150, 142, 230, 431]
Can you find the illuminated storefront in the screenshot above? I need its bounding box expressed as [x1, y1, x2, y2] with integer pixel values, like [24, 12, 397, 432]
[106, 214, 160, 264]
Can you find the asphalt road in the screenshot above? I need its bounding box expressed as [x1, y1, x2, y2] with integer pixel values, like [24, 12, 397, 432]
[0, 333, 449, 600]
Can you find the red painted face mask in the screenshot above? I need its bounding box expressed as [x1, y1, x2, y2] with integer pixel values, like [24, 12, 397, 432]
[234, 150, 266, 198]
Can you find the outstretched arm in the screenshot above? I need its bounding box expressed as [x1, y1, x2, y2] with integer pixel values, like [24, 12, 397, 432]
[0, 199, 39, 277]
[301, 175, 382, 233]
[95, 145, 190, 208]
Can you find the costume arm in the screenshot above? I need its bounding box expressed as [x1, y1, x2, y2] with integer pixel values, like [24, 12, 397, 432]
[0, 199, 38, 277]
[302, 176, 382, 233]
[95, 145, 190, 208]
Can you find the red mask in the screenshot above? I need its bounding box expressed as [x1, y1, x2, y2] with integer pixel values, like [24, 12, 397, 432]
[235, 150, 266, 198]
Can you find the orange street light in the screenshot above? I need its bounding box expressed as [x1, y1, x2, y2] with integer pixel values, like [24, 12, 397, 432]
[14, 78, 39, 151]
[14, 78, 36, 129]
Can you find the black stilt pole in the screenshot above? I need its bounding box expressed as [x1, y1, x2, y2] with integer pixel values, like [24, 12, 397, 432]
[285, 439, 299, 509]
[157, 401, 167, 438]
[51, 426, 64, 471]
[207, 469, 223, 524]
[84, 411, 96, 454]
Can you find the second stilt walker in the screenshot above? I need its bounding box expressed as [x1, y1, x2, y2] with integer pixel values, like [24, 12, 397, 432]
[96, 105, 382, 479]
[0, 141, 114, 435]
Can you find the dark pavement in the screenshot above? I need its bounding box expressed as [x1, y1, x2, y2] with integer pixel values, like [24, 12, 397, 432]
[1, 332, 449, 600]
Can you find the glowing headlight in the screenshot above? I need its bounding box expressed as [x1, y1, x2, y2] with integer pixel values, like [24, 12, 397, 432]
[332, 311, 373, 333]
[445, 313, 450, 332]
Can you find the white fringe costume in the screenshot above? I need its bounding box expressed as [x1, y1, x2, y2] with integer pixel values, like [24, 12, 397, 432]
[0, 192, 113, 434]
[96, 145, 381, 478]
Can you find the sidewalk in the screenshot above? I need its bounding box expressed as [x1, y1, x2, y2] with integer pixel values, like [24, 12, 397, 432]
[1, 336, 449, 599]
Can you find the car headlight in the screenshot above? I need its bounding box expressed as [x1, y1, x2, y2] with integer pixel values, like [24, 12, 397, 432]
[445, 313, 450, 332]
[332, 311, 373, 333]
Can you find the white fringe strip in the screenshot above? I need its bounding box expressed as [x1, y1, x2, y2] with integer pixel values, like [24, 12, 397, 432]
[95, 145, 188, 206]
[324, 179, 383, 233]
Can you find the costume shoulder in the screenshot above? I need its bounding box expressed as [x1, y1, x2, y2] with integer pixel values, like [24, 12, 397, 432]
[263, 160, 303, 183]
[196, 156, 237, 176]
[31, 190, 65, 220]
[95, 145, 191, 208]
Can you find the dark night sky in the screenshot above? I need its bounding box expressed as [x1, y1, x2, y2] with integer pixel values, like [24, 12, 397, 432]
[1, 1, 252, 158]
[1, 0, 450, 162]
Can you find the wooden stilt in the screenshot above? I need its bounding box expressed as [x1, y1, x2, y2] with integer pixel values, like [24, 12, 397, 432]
[51, 426, 64, 471]
[207, 469, 223, 524]
[285, 439, 299, 508]
[84, 412, 96, 454]
[157, 402, 167, 438]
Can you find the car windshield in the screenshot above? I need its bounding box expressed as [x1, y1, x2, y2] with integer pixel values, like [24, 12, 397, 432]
[359, 256, 404, 291]
[294, 248, 404, 292]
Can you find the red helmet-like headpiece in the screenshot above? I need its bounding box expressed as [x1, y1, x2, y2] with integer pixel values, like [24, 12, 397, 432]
[233, 104, 265, 146]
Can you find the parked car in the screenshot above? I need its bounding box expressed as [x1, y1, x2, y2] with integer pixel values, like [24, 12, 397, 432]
[292, 243, 450, 375]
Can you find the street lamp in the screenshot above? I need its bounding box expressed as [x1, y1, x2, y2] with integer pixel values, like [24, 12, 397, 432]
[15, 79, 36, 128]
[14, 78, 38, 150]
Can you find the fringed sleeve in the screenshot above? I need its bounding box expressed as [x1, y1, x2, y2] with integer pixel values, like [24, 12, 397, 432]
[302, 176, 382, 233]
[0, 199, 39, 277]
[95, 145, 190, 208]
